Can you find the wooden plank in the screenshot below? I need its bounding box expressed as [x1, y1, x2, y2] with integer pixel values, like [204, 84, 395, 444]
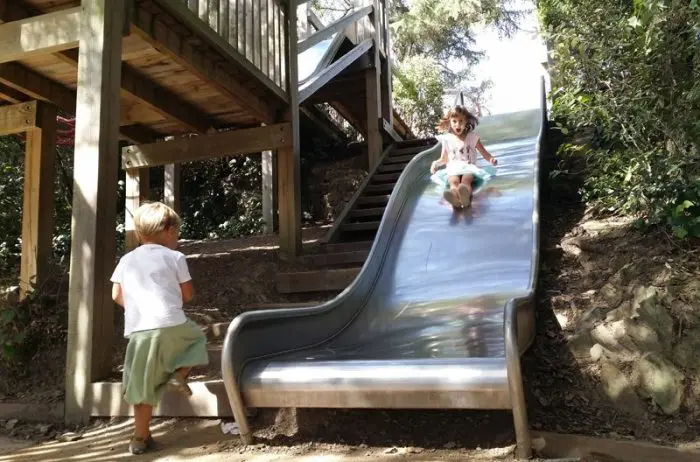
[298, 6, 372, 53]
[356, 195, 389, 206]
[299, 38, 373, 103]
[377, 162, 406, 173]
[130, 5, 275, 123]
[532, 431, 700, 462]
[261, 147, 275, 234]
[276, 268, 359, 293]
[384, 154, 415, 164]
[372, 172, 400, 182]
[277, 1, 301, 259]
[124, 168, 150, 251]
[341, 221, 380, 232]
[0, 100, 37, 135]
[349, 207, 385, 218]
[65, 0, 125, 424]
[365, 183, 394, 194]
[260, 0, 268, 77]
[163, 163, 181, 213]
[154, 0, 287, 101]
[299, 250, 368, 267]
[90, 381, 233, 417]
[20, 102, 56, 298]
[0, 7, 81, 64]
[0, 62, 155, 143]
[0, 82, 26, 102]
[122, 123, 292, 168]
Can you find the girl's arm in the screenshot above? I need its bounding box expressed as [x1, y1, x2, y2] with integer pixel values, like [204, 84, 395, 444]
[181, 281, 195, 303]
[112, 283, 124, 307]
[476, 140, 497, 165]
[431, 143, 449, 173]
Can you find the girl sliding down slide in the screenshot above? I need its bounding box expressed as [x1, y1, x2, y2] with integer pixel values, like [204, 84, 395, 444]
[430, 106, 497, 209]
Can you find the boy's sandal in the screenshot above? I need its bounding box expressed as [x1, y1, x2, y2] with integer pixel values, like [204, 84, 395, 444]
[129, 434, 158, 455]
[166, 373, 193, 396]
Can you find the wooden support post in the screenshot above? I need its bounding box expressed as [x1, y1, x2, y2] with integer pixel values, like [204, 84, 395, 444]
[163, 164, 181, 214]
[365, 68, 382, 169]
[261, 149, 275, 234]
[380, 0, 393, 124]
[65, 0, 125, 424]
[277, 2, 302, 259]
[124, 168, 150, 251]
[20, 102, 56, 298]
[365, 0, 383, 168]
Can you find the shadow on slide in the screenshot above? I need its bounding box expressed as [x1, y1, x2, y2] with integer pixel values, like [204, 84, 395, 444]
[222, 80, 548, 459]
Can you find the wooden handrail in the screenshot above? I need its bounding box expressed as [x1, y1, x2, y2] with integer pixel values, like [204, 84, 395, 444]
[298, 6, 373, 53]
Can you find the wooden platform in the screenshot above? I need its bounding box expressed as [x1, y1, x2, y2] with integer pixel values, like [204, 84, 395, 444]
[276, 138, 436, 294]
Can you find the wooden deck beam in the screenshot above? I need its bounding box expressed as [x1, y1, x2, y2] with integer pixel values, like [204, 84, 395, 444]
[1, 3, 211, 136]
[0, 62, 155, 144]
[0, 7, 81, 64]
[65, 0, 126, 424]
[54, 49, 215, 134]
[131, 4, 275, 124]
[122, 123, 292, 168]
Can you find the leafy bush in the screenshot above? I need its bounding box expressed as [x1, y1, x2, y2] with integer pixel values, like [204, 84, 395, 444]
[540, 0, 700, 238]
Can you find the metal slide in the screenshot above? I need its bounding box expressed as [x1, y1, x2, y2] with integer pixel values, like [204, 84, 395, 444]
[222, 82, 547, 459]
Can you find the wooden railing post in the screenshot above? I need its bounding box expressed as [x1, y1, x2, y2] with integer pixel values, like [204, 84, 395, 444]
[379, 0, 392, 125]
[124, 168, 150, 251]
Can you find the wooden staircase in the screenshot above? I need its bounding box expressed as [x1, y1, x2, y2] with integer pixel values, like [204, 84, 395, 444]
[276, 138, 436, 294]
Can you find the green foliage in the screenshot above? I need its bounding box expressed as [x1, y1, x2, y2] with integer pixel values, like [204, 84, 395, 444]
[0, 290, 26, 363]
[540, 0, 700, 238]
[392, 55, 445, 136]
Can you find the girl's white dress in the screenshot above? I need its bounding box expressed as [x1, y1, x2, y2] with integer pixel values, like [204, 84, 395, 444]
[430, 132, 494, 189]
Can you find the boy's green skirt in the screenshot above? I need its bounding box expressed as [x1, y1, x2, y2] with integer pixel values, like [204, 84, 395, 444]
[122, 319, 209, 406]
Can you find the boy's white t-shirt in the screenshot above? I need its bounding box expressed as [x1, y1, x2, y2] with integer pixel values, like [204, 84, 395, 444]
[110, 244, 191, 337]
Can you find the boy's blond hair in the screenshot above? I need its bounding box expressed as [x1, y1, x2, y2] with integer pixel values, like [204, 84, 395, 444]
[133, 202, 181, 241]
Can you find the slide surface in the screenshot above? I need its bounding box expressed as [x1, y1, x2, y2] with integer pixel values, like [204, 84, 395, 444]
[222, 100, 545, 452]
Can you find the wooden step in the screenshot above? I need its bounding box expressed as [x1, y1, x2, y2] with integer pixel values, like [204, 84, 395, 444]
[397, 138, 436, 148]
[372, 172, 401, 182]
[276, 268, 360, 293]
[383, 154, 416, 164]
[349, 207, 386, 218]
[391, 145, 430, 155]
[322, 240, 373, 253]
[341, 221, 380, 232]
[365, 183, 395, 194]
[299, 249, 369, 267]
[377, 163, 407, 173]
[356, 195, 389, 206]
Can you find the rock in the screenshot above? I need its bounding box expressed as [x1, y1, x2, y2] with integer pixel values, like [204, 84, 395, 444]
[443, 441, 457, 449]
[632, 286, 673, 344]
[590, 343, 606, 362]
[599, 362, 644, 413]
[599, 283, 623, 309]
[672, 327, 700, 372]
[5, 419, 18, 430]
[633, 352, 684, 415]
[567, 331, 594, 359]
[384, 447, 398, 454]
[37, 424, 52, 435]
[591, 318, 664, 360]
[57, 432, 82, 443]
[579, 306, 605, 330]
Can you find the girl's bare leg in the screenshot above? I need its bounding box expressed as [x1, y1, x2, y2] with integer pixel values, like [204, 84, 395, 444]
[133, 403, 152, 439]
[443, 175, 462, 208]
[457, 174, 474, 207]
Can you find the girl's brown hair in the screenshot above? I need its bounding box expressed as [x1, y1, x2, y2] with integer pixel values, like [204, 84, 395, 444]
[436, 105, 479, 134]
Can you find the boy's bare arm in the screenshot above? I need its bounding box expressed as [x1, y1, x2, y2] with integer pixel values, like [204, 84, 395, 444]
[112, 283, 124, 307]
[181, 281, 195, 303]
